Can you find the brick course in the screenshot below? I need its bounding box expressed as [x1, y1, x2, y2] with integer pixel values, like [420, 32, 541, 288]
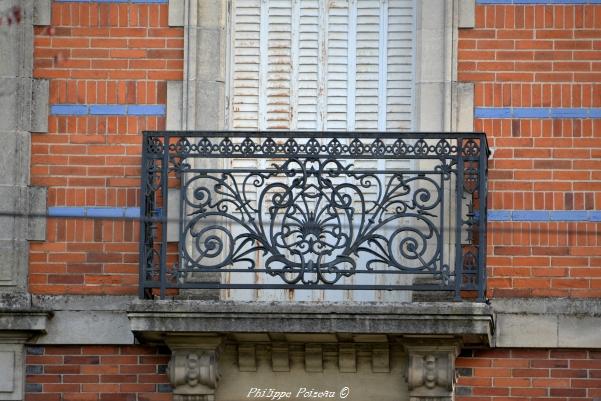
[25, 345, 172, 401]
[456, 349, 601, 400]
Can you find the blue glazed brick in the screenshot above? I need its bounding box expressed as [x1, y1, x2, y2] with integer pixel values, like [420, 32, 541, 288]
[50, 104, 88, 115]
[27, 346, 44, 355]
[86, 207, 125, 218]
[511, 211, 549, 221]
[124, 207, 141, 218]
[488, 210, 512, 221]
[157, 384, 173, 393]
[589, 109, 601, 118]
[26, 384, 42, 393]
[512, 108, 550, 118]
[551, 108, 589, 118]
[127, 105, 166, 116]
[590, 211, 601, 222]
[26, 365, 43, 374]
[48, 207, 85, 217]
[474, 107, 511, 118]
[548, 211, 589, 221]
[89, 105, 127, 115]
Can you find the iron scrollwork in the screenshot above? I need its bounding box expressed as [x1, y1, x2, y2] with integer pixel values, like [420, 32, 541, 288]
[139, 132, 489, 300]
[180, 158, 446, 286]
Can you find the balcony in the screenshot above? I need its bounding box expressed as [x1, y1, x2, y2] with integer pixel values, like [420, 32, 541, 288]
[139, 131, 489, 302]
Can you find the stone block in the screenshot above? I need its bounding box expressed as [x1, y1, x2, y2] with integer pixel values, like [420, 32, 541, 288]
[33, 0, 51, 26]
[0, 240, 27, 288]
[166, 81, 183, 130]
[0, 344, 23, 401]
[194, 81, 225, 130]
[196, 28, 226, 82]
[17, 78, 33, 132]
[197, 0, 227, 30]
[168, 0, 185, 26]
[27, 187, 46, 241]
[0, 187, 17, 239]
[452, 82, 474, 132]
[458, 0, 475, 28]
[0, 26, 21, 77]
[0, 79, 20, 131]
[0, 293, 30, 310]
[414, 83, 447, 131]
[0, 351, 15, 392]
[37, 310, 134, 345]
[417, 0, 448, 31]
[31, 80, 49, 133]
[0, 133, 29, 187]
[416, 33, 446, 82]
[495, 314, 558, 348]
[492, 298, 601, 315]
[558, 316, 601, 348]
[31, 295, 135, 311]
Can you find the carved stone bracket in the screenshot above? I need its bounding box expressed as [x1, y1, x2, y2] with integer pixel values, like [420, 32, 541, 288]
[166, 336, 225, 401]
[404, 340, 461, 401]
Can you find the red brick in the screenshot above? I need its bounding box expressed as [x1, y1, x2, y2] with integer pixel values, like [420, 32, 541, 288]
[513, 368, 550, 377]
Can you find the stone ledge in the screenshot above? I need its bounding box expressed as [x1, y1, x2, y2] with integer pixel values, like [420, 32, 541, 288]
[491, 298, 601, 348]
[0, 310, 50, 336]
[492, 297, 601, 315]
[31, 295, 136, 311]
[128, 301, 494, 346]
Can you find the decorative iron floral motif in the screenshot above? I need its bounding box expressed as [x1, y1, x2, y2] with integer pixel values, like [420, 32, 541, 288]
[179, 158, 446, 285]
[165, 136, 479, 159]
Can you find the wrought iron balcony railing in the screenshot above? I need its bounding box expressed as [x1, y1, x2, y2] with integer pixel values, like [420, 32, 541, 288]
[140, 132, 489, 301]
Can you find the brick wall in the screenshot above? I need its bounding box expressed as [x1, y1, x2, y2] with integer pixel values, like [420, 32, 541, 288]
[459, 4, 601, 298]
[456, 349, 601, 400]
[25, 345, 172, 401]
[29, 2, 601, 298]
[29, 2, 183, 295]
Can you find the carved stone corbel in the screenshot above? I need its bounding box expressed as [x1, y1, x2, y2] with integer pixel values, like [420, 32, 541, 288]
[166, 336, 225, 401]
[404, 340, 461, 401]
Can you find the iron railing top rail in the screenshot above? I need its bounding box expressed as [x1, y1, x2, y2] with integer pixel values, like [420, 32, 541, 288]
[143, 130, 488, 139]
[142, 131, 490, 161]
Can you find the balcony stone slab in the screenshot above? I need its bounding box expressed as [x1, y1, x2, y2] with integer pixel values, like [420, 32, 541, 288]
[127, 300, 493, 346]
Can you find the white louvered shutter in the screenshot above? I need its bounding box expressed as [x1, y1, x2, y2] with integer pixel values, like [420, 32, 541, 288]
[228, 0, 415, 301]
[231, 0, 414, 131]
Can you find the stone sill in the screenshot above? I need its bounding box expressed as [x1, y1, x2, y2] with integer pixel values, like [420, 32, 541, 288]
[128, 301, 494, 346]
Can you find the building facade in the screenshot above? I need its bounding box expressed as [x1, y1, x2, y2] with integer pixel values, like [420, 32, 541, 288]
[0, 0, 599, 400]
